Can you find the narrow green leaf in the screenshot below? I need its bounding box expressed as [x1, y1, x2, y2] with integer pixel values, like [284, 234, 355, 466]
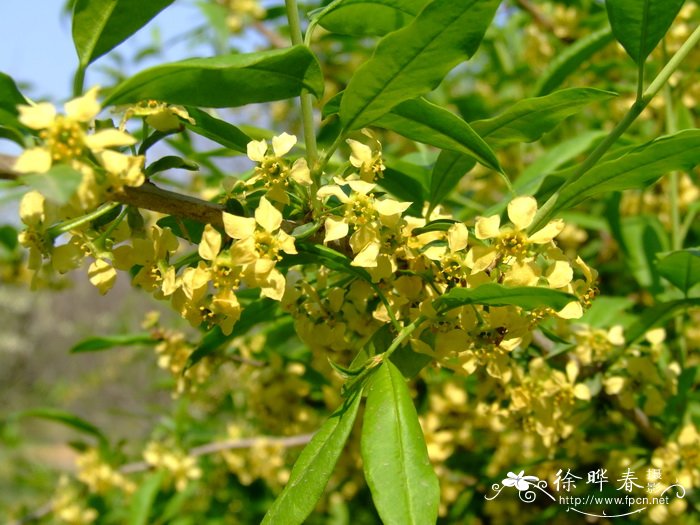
[434, 283, 576, 313]
[578, 296, 635, 328]
[185, 298, 278, 370]
[471, 88, 616, 147]
[550, 129, 700, 218]
[156, 216, 206, 244]
[129, 471, 165, 525]
[429, 151, 476, 210]
[625, 298, 700, 344]
[183, 107, 251, 153]
[317, 0, 428, 36]
[411, 218, 459, 235]
[374, 98, 501, 171]
[340, 0, 500, 130]
[0, 225, 19, 251]
[262, 389, 363, 525]
[618, 216, 668, 293]
[145, 156, 199, 176]
[104, 46, 324, 108]
[70, 333, 156, 353]
[381, 159, 429, 211]
[294, 243, 373, 283]
[605, 0, 686, 65]
[657, 249, 700, 294]
[72, 0, 175, 66]
[15, 408, 106, 444]
[535, 28, 614, 96]
[19, 165, 83, 205]
[362, 360, 439, 525]
[0, 71, 28, 113]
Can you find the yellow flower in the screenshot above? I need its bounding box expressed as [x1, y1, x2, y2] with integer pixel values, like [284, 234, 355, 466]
[223, 196, 296, 300]
[318, 179, 410, 268]
[14, 87, 136, 174]
[119, 99, 195, 132]
[346, 129, 385, 182]
[246, 133, 311, 204]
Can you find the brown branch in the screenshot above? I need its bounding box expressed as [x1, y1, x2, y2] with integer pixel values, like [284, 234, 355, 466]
[605, 394, 665, 448]
[0, 156, 224, 229]
[11, 433, 314, 525]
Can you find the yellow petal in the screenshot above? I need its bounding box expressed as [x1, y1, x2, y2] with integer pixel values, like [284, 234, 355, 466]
[474, 215, 500, 239]
[88, 259, 117, 295]
[503, 260, 539, 286]
[255, 196, 282, 232]
[260, 268, 286, 301]
[278, 231, 297, 254]
[19, 190, 46, 226]
[247, 139, 267, 162]
[423, 245, 447, 261]
[223, 213, 255, 239]
[645, 327, 666, 345]
[604, 376, 625, 395]
[545, 260, 573, 288]
[529, 219, 565, 243]
[375, 198, 411, 217]
[324, 217, 349, 243]
[253, 257, 276, 277]
[317, 184, 349, 203]
[573, 383, 591, 401]
[447, 222, 469, 252]
[351, 241, 380, 267]
[271, 132, 296, 157]
[607, 325, 625, 346]
[290, 158, 311, 185]
[229, 236, 257, 265]
[64, 86, 101, 122]
[465, 246, 498, 273]
[346, 180, 375, 195]
[18, 103, 56, 129]
[198, 224, 222, 261]
[566, 360, 580, 383]
[84, 129, 137, 151]
[556, 301, 583, 319]
[13, 148, 52, 174]
[347, 138, 372, 168]
[507, 196, 538, 230]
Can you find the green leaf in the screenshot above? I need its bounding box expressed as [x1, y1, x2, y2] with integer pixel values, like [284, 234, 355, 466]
[72, 0, 175, 67]
[374, 98, 501, 171]
[156, 216, 206, 244]
[129, 471, 165, 525]
[294, 243, 373, 283]
[185, 298, 278, 370]
[0, 225, 19, 251]
[625, 298, 700, 344]
[381, 159, 429, 212]
[262, 389, 363, 525]
[550, 129, 700, 218]
[70, 333, 155, 353]
[411, 218, 458, 235]
[19, 165, 83, 205]
[317, 0, 428, 36]
[104, 46, 324, 108]
[657, 249, 700, 294]
[434, 283, 576, 313]
[183, 107, 251, 153]
[145, 156, 199, 176]
[619, 215, 668, 293]
[339, 0, 500, 130]
[0, 71, 28, 113]
[534, 27, 614, 96]
[579, 296, 635, 328]
[15, 408, 106, 444]
[605, 0, 686, 65]
[471, 88, 617, 147]
[429, 151, 476, 211]
[362, 360, 439, 525]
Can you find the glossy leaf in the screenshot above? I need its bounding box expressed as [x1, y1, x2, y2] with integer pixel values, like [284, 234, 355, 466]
[374, 98, 501, 171]
[70, 333, 155, 353]
[129, 471, 165, 525]
[72, 0, 175, 66]
[535, 28, 614, 96]
[340, 0, 500, 130]
[294, 243, 373, 283]
[429, 151, 476, 211]
[362, 360, 439, 525]
[471, 88, 616, 147]
[618, 215, 668, 293]
[262, 389, 363, 525]
[19, 165, 83, 205]
[317, 0, 428, 36]
[657, 249, 700, 294]
[434, 283, 576, 313]
[145, 156, 199, 176]
[183, 107, 251, 153]
[550, 129, 700, 218]
[0, 71, 27, 114]
[104, 46, 324, 108]
[625, 298, 700, 344]
[15, 408, 106, 444]
[605, 0, 686, 65]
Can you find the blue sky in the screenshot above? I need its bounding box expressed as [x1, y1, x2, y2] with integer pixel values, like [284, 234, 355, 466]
[0, 1, 211, 102]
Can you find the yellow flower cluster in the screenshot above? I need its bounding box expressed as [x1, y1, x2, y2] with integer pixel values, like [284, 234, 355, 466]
[75, 449, 136, 495]
[143, 442, 202, 492]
